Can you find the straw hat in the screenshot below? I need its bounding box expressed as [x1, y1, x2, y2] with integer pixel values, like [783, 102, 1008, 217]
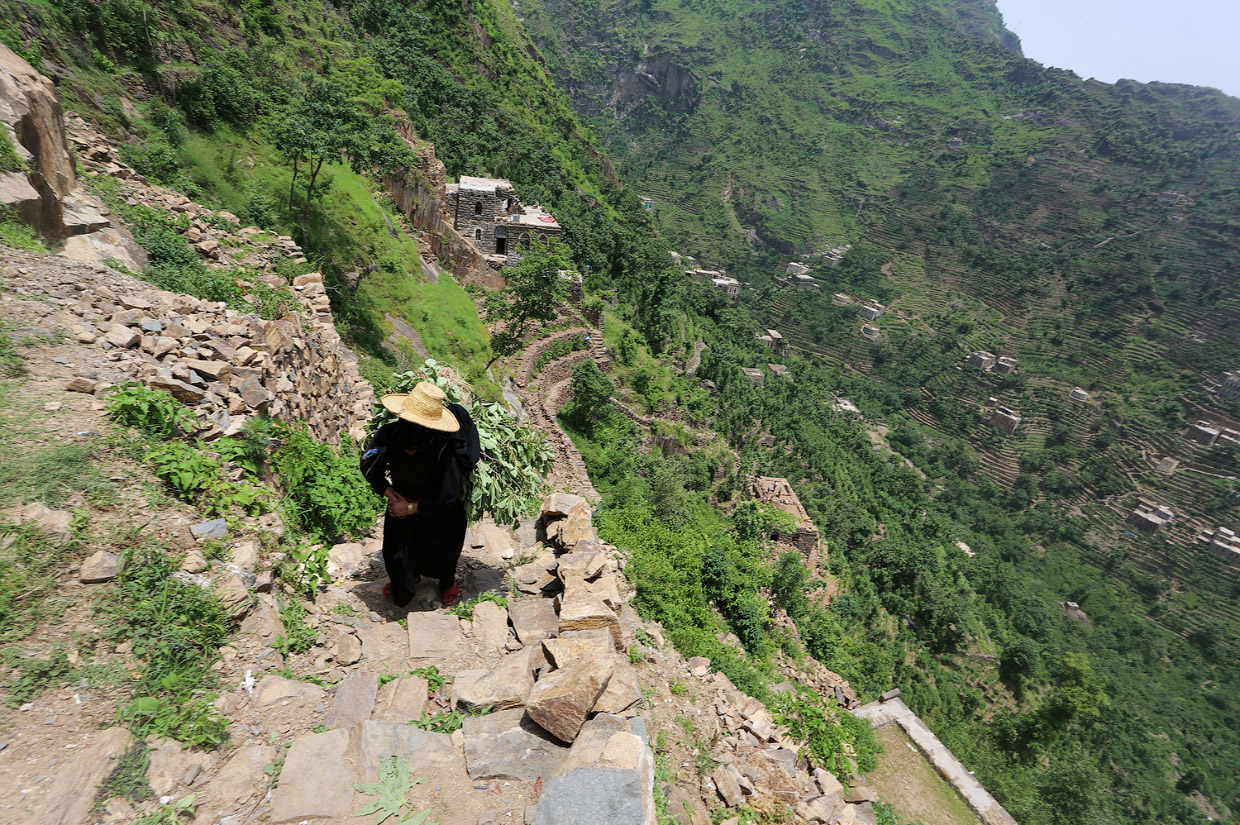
[380, 382, 460, 432]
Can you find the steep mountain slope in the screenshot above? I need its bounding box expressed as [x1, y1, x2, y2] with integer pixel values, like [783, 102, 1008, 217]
[520, 0, 1240, 403]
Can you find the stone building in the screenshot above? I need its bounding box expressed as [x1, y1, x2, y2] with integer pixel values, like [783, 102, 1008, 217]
[993, 356, 1018, 374]
[860, 323, 881, 341]
[1129, 498, 1174, 531]
[1219, 371, 1240, 401]
[712, 275, 741, 303]
[967, 351, 997, 370]
[830, 398, 862, 418]
[1070, 387, 1091, 403]
[751, 477, 821, 567]
[767, 363, 790, 379]
[755, 329, 786, 355]
[1187, 420, 1221, 445]
[742, 367, 765, 388]
[989, 406, 1021, 434]
[832, 293, 853, 306]
[858, 300, 886, 322]
[448, 175, 561, 264]
[793, 273, 818, 291]
[1197, 527, 1240, 562]
[786, 262, 811, 277]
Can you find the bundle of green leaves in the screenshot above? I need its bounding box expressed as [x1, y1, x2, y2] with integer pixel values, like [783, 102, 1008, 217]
[371, 359, 553, 526]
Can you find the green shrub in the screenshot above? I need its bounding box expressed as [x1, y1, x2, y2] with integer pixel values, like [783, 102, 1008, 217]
[0, 327, 24, 376]
[106, 381, 194, 438]
[270, 424, 382, 543]
[102, 546, 231, 749]
[176, 49, 267, 130]
[0, 126, 23, 173]
[0, 208, 46, 253]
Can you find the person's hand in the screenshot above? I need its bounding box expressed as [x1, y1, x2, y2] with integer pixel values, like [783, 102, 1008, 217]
[385, 488, 412, 518]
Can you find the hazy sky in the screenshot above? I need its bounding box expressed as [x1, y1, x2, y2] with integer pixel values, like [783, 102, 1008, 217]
[995, 0, 1240, 99]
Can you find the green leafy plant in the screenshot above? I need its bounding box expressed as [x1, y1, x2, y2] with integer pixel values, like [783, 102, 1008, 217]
[0, 207, 47, 253]
[270, 423, 382, 543]
[411, 665, 446, 694]
[275, 598, 318, 654]
[3, 647, 76, 705]
[352, 755, 437, 825]
[132, 794, 198, 825]
[446, 591, 507, 619]
[94, 743, 152, 810]
[101, 547, 231, 749]
[409, 708, 465, 734]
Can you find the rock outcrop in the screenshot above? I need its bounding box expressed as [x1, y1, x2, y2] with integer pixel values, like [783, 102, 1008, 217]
[0, 43, 138, 263]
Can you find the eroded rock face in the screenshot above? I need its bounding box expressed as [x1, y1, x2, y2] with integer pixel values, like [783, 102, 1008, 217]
[0, 42, 110, 242]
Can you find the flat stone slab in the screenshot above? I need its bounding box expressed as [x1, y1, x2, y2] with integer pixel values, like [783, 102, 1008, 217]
[509, 598, 559, 646]
[357, 721, 460, 781]
[462, 709, 569, 781]
[531, 767, 649, 825]
[253, 674, 325, 707]
[373, 676, 428, 723]
[452, 650, 535, 712]
[36, 726, 132, 825]
[407, 611, 464, 659]
[270, 729, 356, 823]
[190, 518, 228, 541]
[325, 669, 379, 729]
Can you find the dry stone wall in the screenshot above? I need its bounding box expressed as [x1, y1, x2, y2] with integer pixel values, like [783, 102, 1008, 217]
[1, 248, 374, 444]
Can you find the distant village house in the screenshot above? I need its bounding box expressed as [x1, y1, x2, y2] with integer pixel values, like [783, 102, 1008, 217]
[858, 300, 886, 322]
[989, 406, 1021, 434]
[1129, 498, 1174, 531]
[1197, 527, 1240, 563]
[742, 367, 765, 388]
[967, 351, 997, 370]
[860, 323, 882, 340]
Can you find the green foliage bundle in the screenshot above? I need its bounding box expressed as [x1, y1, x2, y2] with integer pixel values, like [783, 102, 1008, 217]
[372, 359, 553, 527]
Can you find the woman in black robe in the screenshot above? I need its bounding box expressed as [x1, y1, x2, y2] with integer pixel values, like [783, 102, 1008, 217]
[361, 382, 472, 607]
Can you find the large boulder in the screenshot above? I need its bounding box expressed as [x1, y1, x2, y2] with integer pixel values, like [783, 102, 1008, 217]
[0, 43, 110, 241]
[526, 654, 615, 743]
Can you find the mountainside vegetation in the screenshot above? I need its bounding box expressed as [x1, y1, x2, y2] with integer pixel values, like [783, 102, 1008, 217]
[3, 0, 1239, 824]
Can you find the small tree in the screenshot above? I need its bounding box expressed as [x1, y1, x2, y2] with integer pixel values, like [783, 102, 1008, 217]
[267, 73, 411, 242]
[484, 235, 571, 368]
[563, 359, 615, 435]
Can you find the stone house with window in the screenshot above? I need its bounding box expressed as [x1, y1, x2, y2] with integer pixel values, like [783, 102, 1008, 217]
[448, 175, 561, 264]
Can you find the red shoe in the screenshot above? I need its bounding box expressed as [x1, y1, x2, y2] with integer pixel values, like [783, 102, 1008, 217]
[382, 582, 392, 598]
[440, 585, 460, 607]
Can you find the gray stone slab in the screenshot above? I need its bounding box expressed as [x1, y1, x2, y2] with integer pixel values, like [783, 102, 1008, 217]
[269, 729, 355, 823]
[324, 670, 378, 729]
[357, 721, 460, 781]
[407, 611, 463, 659]
[531, 767, 647, 825]
[508, 598, 559, 645]
[462, 708, 568, 781]
[190, 518, 228, 541]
